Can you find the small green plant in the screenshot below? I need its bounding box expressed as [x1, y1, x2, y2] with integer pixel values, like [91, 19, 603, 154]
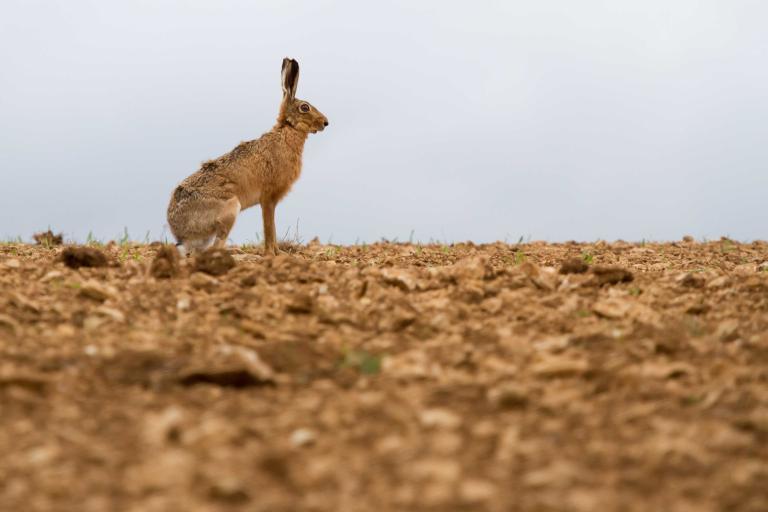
[581, 251, 594, 265]
[575, 309, 591, 318]
[680, 394, 703, 407]
[514, 251, 526, 265]
[685, 317, 706, 337]
[86, 231, 102, 246]
[118, 227, 131, 246]
[340, 349, 382, 375]
[628, 287, 641, 297]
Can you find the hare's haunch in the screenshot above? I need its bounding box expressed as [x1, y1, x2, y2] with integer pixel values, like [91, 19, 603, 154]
[167, 58, 328, 256]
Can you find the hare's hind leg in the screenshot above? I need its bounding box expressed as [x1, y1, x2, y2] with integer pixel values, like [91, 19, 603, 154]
[181, 236, 215, 256]
[170, 196, 239, 254]
[212, 197, 241, 249]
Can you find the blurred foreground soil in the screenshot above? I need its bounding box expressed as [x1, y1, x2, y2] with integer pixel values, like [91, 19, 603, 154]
[1, 239, 767, 511]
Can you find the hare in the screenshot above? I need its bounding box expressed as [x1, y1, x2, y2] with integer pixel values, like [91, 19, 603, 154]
[167, 58, 328, 256]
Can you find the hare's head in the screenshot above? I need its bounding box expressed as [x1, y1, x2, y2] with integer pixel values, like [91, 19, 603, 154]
[278, 58, 328, 134]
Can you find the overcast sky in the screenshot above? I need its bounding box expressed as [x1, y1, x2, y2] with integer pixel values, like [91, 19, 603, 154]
[1, 1, 766, 244]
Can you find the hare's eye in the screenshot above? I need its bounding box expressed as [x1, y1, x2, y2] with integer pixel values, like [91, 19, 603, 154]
[299, 103, 310, 113]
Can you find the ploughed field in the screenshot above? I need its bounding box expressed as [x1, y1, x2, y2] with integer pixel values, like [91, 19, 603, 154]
[1, 239, 767, 512]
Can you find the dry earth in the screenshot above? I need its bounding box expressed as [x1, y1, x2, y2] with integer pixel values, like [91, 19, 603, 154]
[1, 239, 767, 511]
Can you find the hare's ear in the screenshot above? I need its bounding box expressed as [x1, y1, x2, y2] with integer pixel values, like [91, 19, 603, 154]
[281, 58, 300, 100]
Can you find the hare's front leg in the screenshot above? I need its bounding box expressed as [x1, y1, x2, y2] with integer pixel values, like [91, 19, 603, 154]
[261, 201, 279, 256]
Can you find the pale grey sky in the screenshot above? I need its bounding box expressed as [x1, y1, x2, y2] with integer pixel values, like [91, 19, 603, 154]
[1, 1, 766, 244]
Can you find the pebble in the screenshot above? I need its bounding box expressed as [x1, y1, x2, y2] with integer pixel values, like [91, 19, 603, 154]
[4, 258, 21, 269]
[419, 408, 462, 429]
[592, 298, 631, 319]
[190, 272, 218, 291]
[290, 428, 316, 447]
[459, 479, 497, 503]
[79, 280, 118, 302]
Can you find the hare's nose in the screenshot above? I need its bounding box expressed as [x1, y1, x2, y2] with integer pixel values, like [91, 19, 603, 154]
[323, 120, 329, 127]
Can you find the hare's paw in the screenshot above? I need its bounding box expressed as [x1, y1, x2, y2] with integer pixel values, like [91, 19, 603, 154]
[264, 244, 282, 257]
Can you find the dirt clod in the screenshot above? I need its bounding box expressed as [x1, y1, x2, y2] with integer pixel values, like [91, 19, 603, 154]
[590, 265, 634, 285]
[193, 248, 236, 276]
[59, 246, 109, 269]
[150, 245, 181, 278]
[33, 230, 63, 246]
[559, 257, 589, 274]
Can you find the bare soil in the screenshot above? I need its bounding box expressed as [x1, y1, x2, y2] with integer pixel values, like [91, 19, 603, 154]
[1, 239, 767, 512]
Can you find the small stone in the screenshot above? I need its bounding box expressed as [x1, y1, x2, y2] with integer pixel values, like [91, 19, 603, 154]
[190, 272, 218, 291]
[758, 261, 768, 272]
[480, 297, 503, 314]
[531, 356, 589, 378]
[533, 335, 571, 353]
[707, 276, 731, 289]
[682, 235, 695, 243]
[459, 479, 497, 503]
[40, 270, 64, 283]
[143, 406, 185, 446]
[380, 268, 417, 291]
[176, 295, 191, 311]
[286, 293, 314, 314]
[430, 431, 463, 455]
[732, 264, 755, 276]
[453, 256, 491, 280]
[531, 266, 559, 291]
[290, 428, 316, 447]
[641, 361, 695, 379]
[0, 314, 21, 335]
[93, 305, 126, 323]
[716, 319, 740, 342]
[9, 293, 40, 313]
[685, 302, 710, 315]
[487, 383, 529, 409]
[410, 458, 461, 482]
[4, 258, 21, 269]
[419, 408, 462, 429]
[79, 280, 118, 302]
[178, 347, 275, 388]
[592, 298, 632, 319]
[83, 315, 107, 331]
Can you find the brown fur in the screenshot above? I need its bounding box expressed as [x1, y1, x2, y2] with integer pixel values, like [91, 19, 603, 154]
[167, 58, 328, 255]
